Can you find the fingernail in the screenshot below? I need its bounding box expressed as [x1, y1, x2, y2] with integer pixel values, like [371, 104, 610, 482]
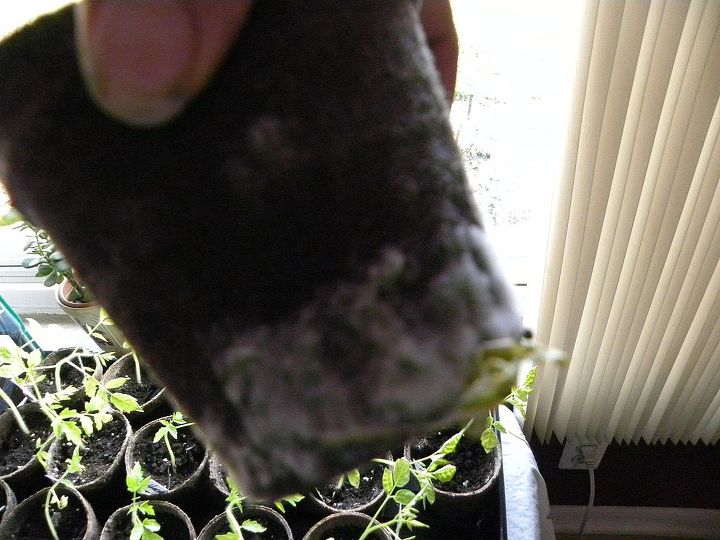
[75, 0, 197, 127]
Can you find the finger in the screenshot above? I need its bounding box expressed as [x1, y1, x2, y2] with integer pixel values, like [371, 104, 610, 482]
[420, 0, 459, 101]
[75, 0, 253, 127]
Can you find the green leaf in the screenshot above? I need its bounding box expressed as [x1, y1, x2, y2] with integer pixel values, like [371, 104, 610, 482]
[273, 493, 303, 513]
[21, 256, 42, 268]
[105, 377, 129, 390]
[79, 415, 94, 436]
[55, 260, 71, 273]
[43, 272, 60, 287]
[347, 468, 361, 489]
[36, 264, 54, 277]
[142, 518, 161, 532]
[425, 483, 436, 505]
[438, 428, 467, 455]
[382, 467, 394, 494]
[393, 489, 415, 506]
[481, 428, 499, 453]
[61, 421, 84, 447]
[393, 457, 411, 488]
[153, 428, 167, 443]
[241, 520, 267, 533]
[0, 363, 24, 378]
[433, 464, 457, 483]
[111, 392, 143, 413]
[138, 501, 155, 515]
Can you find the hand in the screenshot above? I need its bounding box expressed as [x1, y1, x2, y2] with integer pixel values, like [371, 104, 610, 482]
[75, 0, 458, 127]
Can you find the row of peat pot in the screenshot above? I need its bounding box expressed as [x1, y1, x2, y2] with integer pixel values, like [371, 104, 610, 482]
[0, 353, 504, 539]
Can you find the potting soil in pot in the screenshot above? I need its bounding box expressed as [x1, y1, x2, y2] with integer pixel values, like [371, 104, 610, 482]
[118, 371, 161, 405]
[50, 417, 126, 485]
[108, 509, 192, 540]
[211, 512, 288, 540]
[0, 414, 51, 476]
[318, 525, 381, 540]
[314, 463, 384, 511]
[412, 430, 496, 493]
[12, 497, 87, 539]
[136, 430, 205, 491]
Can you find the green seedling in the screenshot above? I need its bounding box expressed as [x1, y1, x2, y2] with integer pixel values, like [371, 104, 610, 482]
[44, 445, 84, 540]
[215, 476, 267, 540]
[127, 461, 163, 540]
[480, 365, 537, 453]
[358, 422, 471, 540]
[153, 412, 194, 473]
[17, 222, 91, 302]
[273, 493, 304, 514]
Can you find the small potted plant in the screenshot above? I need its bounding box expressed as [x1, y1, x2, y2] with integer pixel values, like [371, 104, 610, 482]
[199, 476, 293, 540]
[13, 219, 124, 349]
[100, 462, 196, 540]
[308, 462, 386, 516]
[124, 412, 210, 503]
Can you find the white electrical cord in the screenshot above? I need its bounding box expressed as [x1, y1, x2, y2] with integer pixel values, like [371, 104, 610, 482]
[577, 446, 596, 539]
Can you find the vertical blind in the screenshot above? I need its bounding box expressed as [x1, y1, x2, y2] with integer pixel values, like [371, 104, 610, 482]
[525, 0, 720, 445]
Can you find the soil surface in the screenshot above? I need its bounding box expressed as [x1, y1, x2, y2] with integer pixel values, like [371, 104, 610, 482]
[0, 413, 51, 475]
[314, 463, 384, 511]
[208, 510, 289, 539]
[316, 524, 383, 540]
[109, 506, 192, 540]
[10, 494, 87, 539]
[117, 371, 161, 405]
[37, 349, 96, 392]
[134, 428, 205, 491]
[50, 417, 127, 486]
[411, 430, 496, 493]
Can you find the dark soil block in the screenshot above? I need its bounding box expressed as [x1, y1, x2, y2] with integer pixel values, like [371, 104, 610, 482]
[0, 2, 524, 500]
[0, 485, 99, 540]
[198, 505, 293, 540]
[100, 500, 195, 540]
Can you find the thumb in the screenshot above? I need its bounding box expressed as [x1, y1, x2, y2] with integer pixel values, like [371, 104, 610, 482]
[75, 0, 253, 128]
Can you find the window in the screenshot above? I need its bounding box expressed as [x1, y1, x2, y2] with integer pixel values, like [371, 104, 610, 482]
[0, 2, 75, 312]
[449, 0, 583, 327]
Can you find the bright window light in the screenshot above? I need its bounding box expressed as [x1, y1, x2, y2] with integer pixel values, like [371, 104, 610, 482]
[450, 0, 583, 325]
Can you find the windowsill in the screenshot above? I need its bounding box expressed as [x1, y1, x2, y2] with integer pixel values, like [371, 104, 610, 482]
[0, 278, 60, 315]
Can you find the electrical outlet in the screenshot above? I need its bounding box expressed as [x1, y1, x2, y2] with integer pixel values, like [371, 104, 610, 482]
[558, 438, 608, 469]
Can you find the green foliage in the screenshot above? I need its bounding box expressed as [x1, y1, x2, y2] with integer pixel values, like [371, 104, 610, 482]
[273, 493, 304, 514]
[359, 423, 473, 540]
[479, 365, 536, 453]
[152, 412, 194, 473]
[215, 476, 267, 540]
[0, 318, 144, 539]
[333, 468, 361, 491]
[43, 445, 85, 540]
[15, 222, 91, 303]
[127, 462, 163, 540]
